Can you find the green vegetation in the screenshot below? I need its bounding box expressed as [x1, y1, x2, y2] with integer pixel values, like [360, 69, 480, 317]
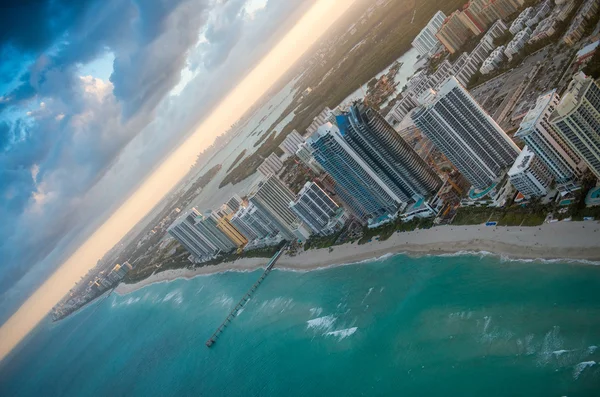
[358, 217, 434, 245]
[253, 130, 275, 148]
[569, 176, 600, 220]
[227, 149, 246, 172]
[452, 204, 547, 227]
[304, 228, 347, 250]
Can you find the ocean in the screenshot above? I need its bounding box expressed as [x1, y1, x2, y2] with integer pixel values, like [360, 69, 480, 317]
[1, 253, 599, 396]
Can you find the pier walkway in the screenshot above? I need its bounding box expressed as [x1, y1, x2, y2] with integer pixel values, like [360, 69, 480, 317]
[205, 247, 285, 347]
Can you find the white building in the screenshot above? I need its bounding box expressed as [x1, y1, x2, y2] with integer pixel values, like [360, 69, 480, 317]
[289, 182, 345, 235]
[257, 152, 284, 177]
[411, 11, 447, 57]
[279, 129, 305, 157]
[504, 28, 531, 60]
[510, 7, 534, 34]
[515, 90, 583, 192]
[480, 46, 507, 75]
[528, 16, 557, 43]
[413, 77, 520, 189]
[526, 0, 552, 27]
[248, 175, 303, 240]
[550, 73, 600, 179]
[508, 146, 554, 198]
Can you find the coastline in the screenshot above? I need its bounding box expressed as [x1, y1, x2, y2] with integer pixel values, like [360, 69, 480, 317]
[114, 222, 600, 296]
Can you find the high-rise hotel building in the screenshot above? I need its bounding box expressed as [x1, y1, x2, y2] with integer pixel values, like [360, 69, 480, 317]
[168, 209, 220, 261]
[550, 73, 600, 179]
[515, 90, 583, 192]
[248, 175, 301, 240]
[413, 77, 520, 190]
[507, 146, 553, 198]
[308, 123, 402, 219]
[338, 104, 442, 203]
[289, 182, 340, 234]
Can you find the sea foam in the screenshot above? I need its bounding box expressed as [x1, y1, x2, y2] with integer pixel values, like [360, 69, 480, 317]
[306, 315, 336, 332]
[326, 327, 358, 341]
[573, 361, 596, 380]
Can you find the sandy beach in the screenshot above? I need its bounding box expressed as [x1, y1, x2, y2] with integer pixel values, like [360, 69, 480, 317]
[115, 221, 600, 296]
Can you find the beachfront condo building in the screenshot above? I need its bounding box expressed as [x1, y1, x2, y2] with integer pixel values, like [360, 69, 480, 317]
[248, 175, 302, 240]
[230, 203, 278, 241]
[413, 77, 520, 190]
[290, 182, 341, 235]
[508, 146, 554, 198]
[308, 123, 403, 219]
[194, 212, 238, 253]
[411, 11, 446, 57]
[279, 130, 305, 157]
[168, 208, 221, 262]
[515, 91, 583, 192]
[337, 104, 442, 203]
[215, 214, 248, 248]
[257, 152, 284, 178]
[550, 73, 600, 179]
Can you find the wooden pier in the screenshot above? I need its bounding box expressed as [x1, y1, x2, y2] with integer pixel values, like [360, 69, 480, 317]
[205, 248, 284, 347]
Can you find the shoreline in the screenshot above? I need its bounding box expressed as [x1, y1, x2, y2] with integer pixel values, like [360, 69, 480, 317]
[114, 222, 600, 296]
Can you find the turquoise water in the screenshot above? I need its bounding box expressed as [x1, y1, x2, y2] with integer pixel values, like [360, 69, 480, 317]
[1, 253, 600, 396]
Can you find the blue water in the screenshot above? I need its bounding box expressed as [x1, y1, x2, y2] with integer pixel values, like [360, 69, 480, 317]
[2, 253, 600, 396]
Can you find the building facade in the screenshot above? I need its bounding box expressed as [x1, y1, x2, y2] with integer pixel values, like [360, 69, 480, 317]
[194, 212, 238, 253]
[515, 90, 583, 191]
[168, 209, 219, 261]
[289, 182, 341, 234]
[279, 129, 305, 156]
[508, 146, 554, 198]
[248, 175, 302, 239]
[215, 215, 248, 248]
[550, 73, 600, 179]
[411, 11, 446, 56]
[257, 152, 284, 178]
[338, 104, 442, 203]
[308, 123, 402, 219]
[413, 77, 520, 190]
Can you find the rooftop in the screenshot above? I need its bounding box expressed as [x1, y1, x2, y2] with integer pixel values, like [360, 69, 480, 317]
[508, 146, 535, 176]
[515, 90, 557, 137]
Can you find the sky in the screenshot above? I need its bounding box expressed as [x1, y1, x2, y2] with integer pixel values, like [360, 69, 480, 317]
[0, 0, 356, 362]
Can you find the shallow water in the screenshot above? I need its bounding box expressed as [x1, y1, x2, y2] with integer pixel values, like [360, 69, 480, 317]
[1, 253, 599, 396]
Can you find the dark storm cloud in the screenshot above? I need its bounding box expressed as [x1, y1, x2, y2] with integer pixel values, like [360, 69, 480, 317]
[0, 0, 314, 324]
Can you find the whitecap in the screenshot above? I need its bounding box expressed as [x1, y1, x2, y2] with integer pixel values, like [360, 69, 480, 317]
[361, 287, 374, 304]
[326, 327, 358, 341]
[573, 361, 596, 380]
[259, 297, 294, 313]
[309, 307, 323, 318]
[212, 294, 234, 307]
[552, 350, 574, 357]
[307, 315, 336, 332]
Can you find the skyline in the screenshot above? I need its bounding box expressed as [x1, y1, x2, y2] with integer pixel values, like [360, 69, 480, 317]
[0, 0, 356, 362]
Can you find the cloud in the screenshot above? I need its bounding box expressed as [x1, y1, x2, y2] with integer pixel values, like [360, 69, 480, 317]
[0, 0, 314, 323]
